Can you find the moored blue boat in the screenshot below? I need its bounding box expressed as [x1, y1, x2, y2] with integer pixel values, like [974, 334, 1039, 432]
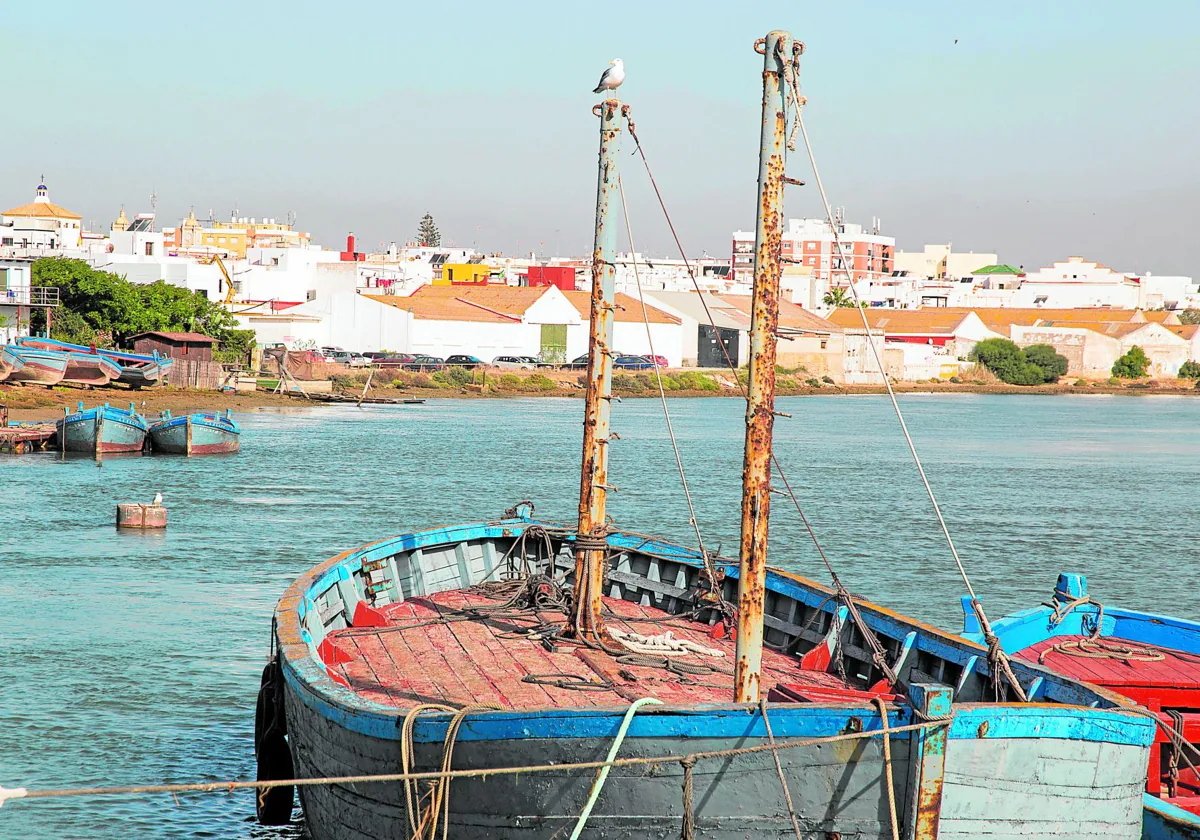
[965, 575, 1200, 840]
[149, 409, 240, 455]
[2, 345, 68, 385]
[56, 401, 149, 454]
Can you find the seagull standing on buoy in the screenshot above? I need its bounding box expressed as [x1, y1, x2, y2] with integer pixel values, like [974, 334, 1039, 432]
[152, 490, 163, 506]
[593, 58, 625, 95]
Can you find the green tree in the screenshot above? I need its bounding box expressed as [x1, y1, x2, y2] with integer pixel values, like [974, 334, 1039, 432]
[1177, 360, 1200, 379]
[970, 338, 1068, 385]
[1112, 346, 1150, 379]
[822, 287, 856, 308]
[30, 257, 252, 354]
[1179, 308, 1200, 326]
[416, 213, 441, 247]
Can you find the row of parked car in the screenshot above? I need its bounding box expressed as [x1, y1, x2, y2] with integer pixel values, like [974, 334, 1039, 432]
[311, 346, 669, 372]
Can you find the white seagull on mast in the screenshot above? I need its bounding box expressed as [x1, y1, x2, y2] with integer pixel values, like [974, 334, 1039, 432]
[592, 58, 625, 95]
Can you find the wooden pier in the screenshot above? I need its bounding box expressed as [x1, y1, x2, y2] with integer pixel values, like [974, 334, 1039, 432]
[0, 424, 57, 454]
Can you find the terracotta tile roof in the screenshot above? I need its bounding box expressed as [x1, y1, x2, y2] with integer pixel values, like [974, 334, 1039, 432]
[1165, 324, 1199, 340]
[716, 295, 841, 334]
[940, 307, 1142, 333]
[1034, 320, 1154, 339]
[826, 308, 971, 334]
[3, 200, 82, 220]
[128, 331, 218, 343]
[367, 285, 551, 323]
[561, 291, 680, 324]
[1141, 310, 1183, 325]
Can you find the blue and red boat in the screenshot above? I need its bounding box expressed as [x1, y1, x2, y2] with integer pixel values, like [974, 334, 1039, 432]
[56, 401, 149, 454]
[16, 338, 123, 386]
[149, 409, 240, 455]
[2, 345, 68, 385]
[0, 345, 27, 381]
[16, 337, 173, 387]
[965, 574, 1200, 840]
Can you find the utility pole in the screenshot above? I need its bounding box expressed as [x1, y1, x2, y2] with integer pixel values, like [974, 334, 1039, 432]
[565, 97, 624, 646]
[735, 30, 791, 703]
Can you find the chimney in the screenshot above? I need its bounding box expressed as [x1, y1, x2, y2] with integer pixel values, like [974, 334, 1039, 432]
[347, 232, 356, 254]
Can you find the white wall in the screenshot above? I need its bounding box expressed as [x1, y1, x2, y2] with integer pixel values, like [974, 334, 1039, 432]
[278, 292, 412, 352]
[409, 319, 541, 359]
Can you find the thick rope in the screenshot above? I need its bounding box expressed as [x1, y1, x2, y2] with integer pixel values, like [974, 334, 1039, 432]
[400, 704, 456, 838]
[679, 755, 697, 840]
[611, 629, 725, 658]
[7, 720, 947, 804]
[872, 697, 901, 840]
[568, 697, 662, 840]
[759, 700, 804, 840]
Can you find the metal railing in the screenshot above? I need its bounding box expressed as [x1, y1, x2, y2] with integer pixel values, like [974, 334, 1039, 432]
[0, 287, 60, 306]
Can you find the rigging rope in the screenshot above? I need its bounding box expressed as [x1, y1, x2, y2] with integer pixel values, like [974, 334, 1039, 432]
[759, 700, 805, 840]
[616, 172, 721, 603]
[784, 42, 1026, 701]
[622, 110, 899, 689]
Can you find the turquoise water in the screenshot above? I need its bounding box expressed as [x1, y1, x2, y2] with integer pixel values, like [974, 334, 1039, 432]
[1, 394, 1197, 837]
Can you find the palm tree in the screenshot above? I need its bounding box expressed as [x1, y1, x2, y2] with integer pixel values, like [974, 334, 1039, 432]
[822, 287, 855, 308]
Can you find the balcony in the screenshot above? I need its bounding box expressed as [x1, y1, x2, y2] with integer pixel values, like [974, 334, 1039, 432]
[0, 287, 60, 307]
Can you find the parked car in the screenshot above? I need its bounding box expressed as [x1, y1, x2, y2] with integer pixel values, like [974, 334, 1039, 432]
[645, 354, 669, 368]
[561, 354, 590, 370]
[492, 355, 535, 370]
[613, 355, 657, 370]
[445, 354, 484, 368]
[376, 353, 416, 368]
[362, 351, 390, 362]
[330, 351, 371, 368]
[402, 355, 445, 371]
[519, 355, 549, 367]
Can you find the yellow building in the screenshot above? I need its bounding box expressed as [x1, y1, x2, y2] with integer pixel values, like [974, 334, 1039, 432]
[435, 263, 491, 285]
[200, 224, 250, 258]
[195, 217, 311, 257]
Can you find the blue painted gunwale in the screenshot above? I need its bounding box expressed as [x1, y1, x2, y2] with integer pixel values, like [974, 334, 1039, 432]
[275, 519, 1154, 748]
[1144, 793, 1200, 840]
[59, 405, 149, 433]
[0, 345, 27, 374]
[18, 335, 166, 364]
[3, 345, 69, 371]
[149, 413, 241, 436]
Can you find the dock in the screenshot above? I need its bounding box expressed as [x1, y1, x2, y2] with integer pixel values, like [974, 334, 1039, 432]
[0, 424, 57, 454]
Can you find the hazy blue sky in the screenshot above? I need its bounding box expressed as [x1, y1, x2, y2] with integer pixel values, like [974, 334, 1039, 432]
[4, 1, 1198, 274]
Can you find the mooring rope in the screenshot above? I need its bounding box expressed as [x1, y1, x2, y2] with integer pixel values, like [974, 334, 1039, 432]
[1, 718, 944, 808]
[872, 696, 901, 840]
[759, 699, 805, 840]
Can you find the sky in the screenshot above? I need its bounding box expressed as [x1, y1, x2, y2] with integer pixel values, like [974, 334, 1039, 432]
[4, 1, 1199, 274]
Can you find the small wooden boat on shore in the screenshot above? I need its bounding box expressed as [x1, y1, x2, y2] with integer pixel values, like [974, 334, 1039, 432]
[56, 401, 149, 455]
[149, 409, 240, 455]
[16, 337, 174, 387]
[17, 338, 123, 386]
[0, 346, 26, 381]
[967, 575, 1200, 840]
[2, 346, 68, 385]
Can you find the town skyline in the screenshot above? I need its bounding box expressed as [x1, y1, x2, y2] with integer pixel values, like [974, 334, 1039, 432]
[8, 0, 1198, 274]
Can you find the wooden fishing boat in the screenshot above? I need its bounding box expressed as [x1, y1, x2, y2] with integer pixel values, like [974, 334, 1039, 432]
[257, 30, 1158, 840]
[966, 574, 1200, 840]
[149, 409, 240, 455]
[17, 338, 122, 386]
[0, 345, 26, 381]
[56, 401, 149, 454]
[2, 345, 68, 385]
[17, 336, 174, 387]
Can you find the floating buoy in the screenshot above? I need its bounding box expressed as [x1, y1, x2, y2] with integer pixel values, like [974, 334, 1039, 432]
[116, 503, 167, 529]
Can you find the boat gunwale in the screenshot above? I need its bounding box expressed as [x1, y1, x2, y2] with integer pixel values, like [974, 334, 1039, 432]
[275, 518, 1149, 739]
[149, 414, 241, 435]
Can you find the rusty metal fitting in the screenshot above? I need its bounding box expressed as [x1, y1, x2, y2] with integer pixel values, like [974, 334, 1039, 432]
[592, 103, 604, 118]
[794, 41, 805, 56]
[783, 176, 805, 186]
[753, 38, 766, 54]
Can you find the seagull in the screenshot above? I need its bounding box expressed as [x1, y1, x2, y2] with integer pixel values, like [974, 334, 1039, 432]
[152, 491, 163, 506]
[593, 58, 625, 95]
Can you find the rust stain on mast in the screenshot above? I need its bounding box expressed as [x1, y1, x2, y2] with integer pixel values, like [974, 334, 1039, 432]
[566, 98, 624, 647]
[735, 31, 790, 703]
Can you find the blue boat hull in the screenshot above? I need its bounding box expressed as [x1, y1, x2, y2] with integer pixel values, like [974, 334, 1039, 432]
[57, 407, 149, 454]
[3, 346, 68, 385]
[149, 414, 240, 455]
[270, 521, 1156, 840]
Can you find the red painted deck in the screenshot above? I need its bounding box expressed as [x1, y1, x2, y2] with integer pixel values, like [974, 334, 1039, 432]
[323, 591, 845, 710]
[1017, 635, 1200, 812]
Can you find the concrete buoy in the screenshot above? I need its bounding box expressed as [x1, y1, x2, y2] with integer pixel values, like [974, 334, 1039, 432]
[116, 502, 167, 529]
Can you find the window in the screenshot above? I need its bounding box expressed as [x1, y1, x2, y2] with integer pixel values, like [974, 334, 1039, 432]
[145, 242, 154, 256]
[218, 237, 226, 244]
[819, 339, 828, 349]
[0, 268, 7, 291]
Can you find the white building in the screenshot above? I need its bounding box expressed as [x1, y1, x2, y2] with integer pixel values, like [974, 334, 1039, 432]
[1009, 256, 1141, 309]
[0, 256, 35, 342]
[1, 182, 83, 252]
[732, 212, 895, 286]
[893, 244, 998, 282]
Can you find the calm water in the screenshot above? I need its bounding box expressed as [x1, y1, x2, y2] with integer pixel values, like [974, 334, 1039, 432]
[1, 394, 1197, 837]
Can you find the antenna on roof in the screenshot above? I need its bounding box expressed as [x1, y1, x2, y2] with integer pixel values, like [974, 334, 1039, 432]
[149, 189, 158, 230]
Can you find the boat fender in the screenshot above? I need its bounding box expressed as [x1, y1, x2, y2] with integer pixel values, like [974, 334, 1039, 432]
[255, 659, 295, 825]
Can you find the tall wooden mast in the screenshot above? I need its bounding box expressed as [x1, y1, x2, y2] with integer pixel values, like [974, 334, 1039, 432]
[565, 97, 624, 645]
[734, 31, 790, 702]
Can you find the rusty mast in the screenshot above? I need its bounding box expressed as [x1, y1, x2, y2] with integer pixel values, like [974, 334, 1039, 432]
[734, 31, 791, 703]
[564, 97, 624, 647]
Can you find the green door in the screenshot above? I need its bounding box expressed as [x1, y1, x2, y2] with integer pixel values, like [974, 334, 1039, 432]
[539, 324, 567, 364]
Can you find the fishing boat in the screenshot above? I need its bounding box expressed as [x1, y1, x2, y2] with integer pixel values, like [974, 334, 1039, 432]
[56, 401, 149, 454]
[0, 345, 26, 381]
[149, 409, 240, 455]
[2, 345, 68, 385]
[17, 336, 174, 387]
[17, 338, 122, 386]
[257, 31, 1157, 840]
[965, 575, 1200, 840]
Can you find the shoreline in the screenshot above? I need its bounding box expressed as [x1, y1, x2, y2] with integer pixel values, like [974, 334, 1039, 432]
[4, 378, 1197, 422]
